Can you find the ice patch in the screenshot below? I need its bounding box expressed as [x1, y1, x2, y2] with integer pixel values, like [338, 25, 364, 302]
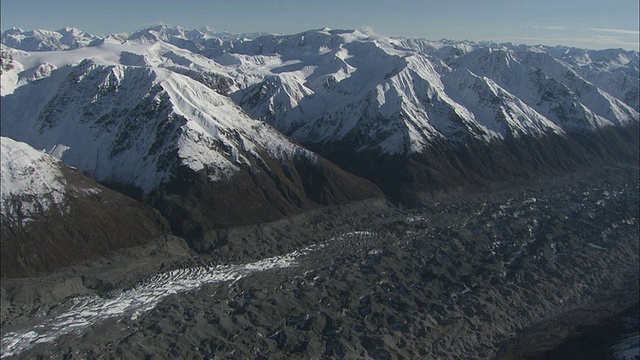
[0, 242, 325, 358]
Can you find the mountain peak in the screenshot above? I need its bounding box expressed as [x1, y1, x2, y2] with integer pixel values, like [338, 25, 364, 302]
[58, 26, 80, 33]
[1, 136, 66, 212]
[1, 27, 100, 51]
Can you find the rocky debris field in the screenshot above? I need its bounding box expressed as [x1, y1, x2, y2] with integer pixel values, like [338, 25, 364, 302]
[1, 167, 638, 359]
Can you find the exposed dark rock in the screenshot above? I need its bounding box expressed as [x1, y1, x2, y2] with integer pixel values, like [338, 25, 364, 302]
[148, 153, 383, 251]
[311, 123, 639, 202]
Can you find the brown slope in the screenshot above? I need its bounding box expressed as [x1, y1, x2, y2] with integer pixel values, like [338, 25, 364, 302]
[147, 151, 383, 251]
[308, 123, 640, 201]
[1, 166, 172, 279]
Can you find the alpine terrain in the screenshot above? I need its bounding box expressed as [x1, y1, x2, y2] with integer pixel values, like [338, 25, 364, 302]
[1, 137, 172, 278]
[1, 25, 638, 359]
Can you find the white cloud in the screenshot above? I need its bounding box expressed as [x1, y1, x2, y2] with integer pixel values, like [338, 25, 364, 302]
[361, 25, 377, 37]
[516, 25, 640, 50]
[588, 27, 640, 35]
[502, 35, 639, 51]
[526, 25, 570, 31]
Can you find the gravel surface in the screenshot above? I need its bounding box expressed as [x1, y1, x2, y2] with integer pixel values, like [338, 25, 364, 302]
[1, 167, 638, 359]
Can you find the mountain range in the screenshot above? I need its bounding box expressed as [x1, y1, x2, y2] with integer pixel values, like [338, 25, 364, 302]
[1, 25, 638, 276]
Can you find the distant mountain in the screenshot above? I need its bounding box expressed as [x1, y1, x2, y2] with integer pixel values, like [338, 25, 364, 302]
[216, 29, 638, 194]
[126, 25, 269, 58]
[1, 25, 637, 210]
[1, 137, 171, 278]
[546, 46, 640, 111]
[1, 27, 101, 51]
[223, 29, 636, 149]
[1, 25, 268, 56]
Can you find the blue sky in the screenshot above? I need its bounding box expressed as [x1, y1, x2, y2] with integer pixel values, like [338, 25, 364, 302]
[1, 0, 639, 50]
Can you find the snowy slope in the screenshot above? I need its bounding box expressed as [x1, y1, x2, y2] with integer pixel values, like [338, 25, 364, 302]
[547, 46, 640, 111]
[1, 51, 315, 194]
[219, 29, 638, 154]
[450, 47, 638, 131]
[1, 45, 24, 96]
[1, 33, 385, 239]
[0, 137, 66, 224]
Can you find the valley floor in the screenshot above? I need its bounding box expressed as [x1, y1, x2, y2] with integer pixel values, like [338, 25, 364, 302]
[1, 165, 638, 359]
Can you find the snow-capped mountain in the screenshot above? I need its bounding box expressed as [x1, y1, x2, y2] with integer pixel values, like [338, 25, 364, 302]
[220, 29, 638, 155]
[126, 25, 268, 58]
[1, 25, 268, 57]
[207, 28, 637, 194]
[1, 137, 171, 278]
[1, 25, 637, 203]
[548, 46, 640, 111]
[1, 27, 101, 51]
[0, 38, 382, 241]
[2, 55, 301, 194]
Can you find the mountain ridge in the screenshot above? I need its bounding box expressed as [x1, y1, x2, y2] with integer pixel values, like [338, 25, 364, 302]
[1, 39, 384, 243]
[1, 25, 638, 236]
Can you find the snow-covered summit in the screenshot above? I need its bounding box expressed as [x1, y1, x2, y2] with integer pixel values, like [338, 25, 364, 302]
[1, 27, 100, 51]
[124, 25, 269, 58]
[127, 24, 268, 44]
[0, 136, 66, 223]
